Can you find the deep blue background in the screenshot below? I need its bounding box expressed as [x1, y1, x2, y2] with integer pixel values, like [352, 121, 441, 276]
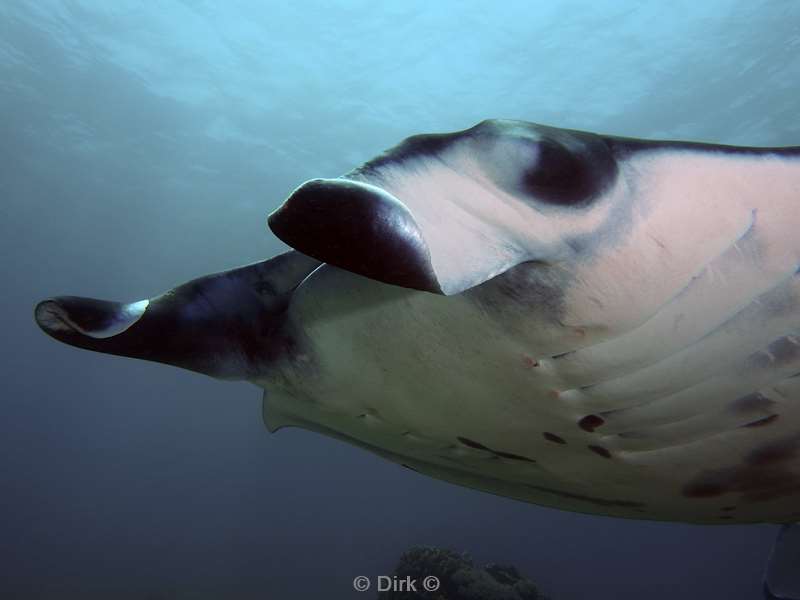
[3, 1, 799, 598]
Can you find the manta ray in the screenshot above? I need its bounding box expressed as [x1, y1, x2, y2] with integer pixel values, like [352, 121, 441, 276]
[35, 119, 800, 597]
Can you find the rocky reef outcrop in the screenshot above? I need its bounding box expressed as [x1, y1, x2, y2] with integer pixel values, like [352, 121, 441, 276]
[377, 546, 551, 600]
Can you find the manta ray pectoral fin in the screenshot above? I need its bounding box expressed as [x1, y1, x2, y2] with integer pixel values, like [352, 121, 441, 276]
[35, 250, 320, 379]
[765, 523, 800, 599]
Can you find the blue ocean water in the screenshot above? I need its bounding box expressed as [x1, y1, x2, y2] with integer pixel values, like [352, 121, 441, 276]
[2, 1, 799, 598]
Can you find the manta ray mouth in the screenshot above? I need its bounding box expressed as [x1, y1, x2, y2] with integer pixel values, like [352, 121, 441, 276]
[35, 296, 149, 341]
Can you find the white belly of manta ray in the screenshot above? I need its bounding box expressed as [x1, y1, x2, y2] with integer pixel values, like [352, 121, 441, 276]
[36, 119, 800, 526]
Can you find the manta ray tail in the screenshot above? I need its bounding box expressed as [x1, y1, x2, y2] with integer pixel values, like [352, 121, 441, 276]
[765, 524, 800, 599]
[34, 250, 320, 379]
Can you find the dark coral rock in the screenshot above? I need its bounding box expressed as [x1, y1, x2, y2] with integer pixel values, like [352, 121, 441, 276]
[377, 545, 550, 599]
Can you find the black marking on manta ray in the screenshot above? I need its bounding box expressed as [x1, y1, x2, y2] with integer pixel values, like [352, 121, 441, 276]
[731, 392, 776, 413]
[510, 124, 619, 208]
[457, 436, 491, 450]
[543, 432, 567, 444]
[758, 271, 800, 321]
[682, 434, 800, 502]
[588, 445, 612, 459]
[456, 436, 537, 463]
[413, 448, 646, 510]
[748, 335, 800, 370]
[742, 414, 780, 428]
[494, 450, 537, 463]
[578, 414, 605, 432]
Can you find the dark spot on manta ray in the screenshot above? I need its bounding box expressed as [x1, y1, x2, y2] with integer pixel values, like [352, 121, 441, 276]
[747, 335, 800, 369]
[515, 126, 619, 208]
[457, 436, 491, 451]
[588, 445, 612, 459]
[493, 450, 537, 463]
[742, 414, 779, 428]
[543, 432, 567, 444]
[682, 435, 800, 501]
[730, 391, 775, 413]
[428, 446, 643, 509]
[748, 438, 799, 467]
[683, 481, 727, 499]
[578, 414, 605, 432]
[767, 336, 800, 366]
[456, 436, 536, 463]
